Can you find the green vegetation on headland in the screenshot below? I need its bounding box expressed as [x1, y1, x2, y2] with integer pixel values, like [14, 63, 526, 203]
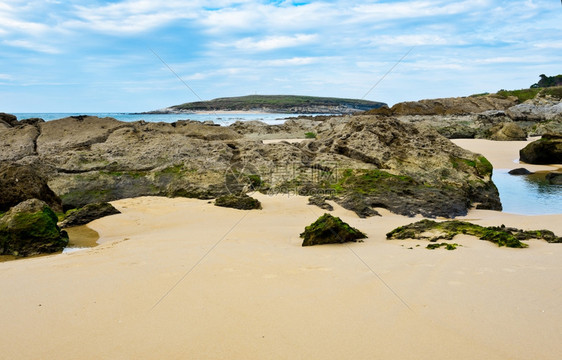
[386, 219, 562, 248]
[493, 74, 562, 102]
[151, 95, 387, 114]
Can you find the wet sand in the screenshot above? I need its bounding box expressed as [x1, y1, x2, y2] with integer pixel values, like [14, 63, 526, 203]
[0, 139, 561, 359]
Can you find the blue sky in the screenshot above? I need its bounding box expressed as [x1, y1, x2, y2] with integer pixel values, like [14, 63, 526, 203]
[1, 0, 560, 112]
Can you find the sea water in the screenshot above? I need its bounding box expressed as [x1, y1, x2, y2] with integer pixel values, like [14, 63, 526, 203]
[13, 112, 309, 126]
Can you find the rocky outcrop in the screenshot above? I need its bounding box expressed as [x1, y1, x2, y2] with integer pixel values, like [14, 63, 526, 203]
[300, 213, 366, 246]
[59, 202, 121, 228]
[520, 134, 562, 164]
[507, 99, 562, 122]
[307, 116, 501, 217]
[0, 163, 63, 212]
[0, 199, 69, 256]
[2, 114, 502, 218]
[368, 95, 518, 116]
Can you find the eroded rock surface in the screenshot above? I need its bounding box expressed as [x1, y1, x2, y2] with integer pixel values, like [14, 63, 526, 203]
[2, 114, 502, 218]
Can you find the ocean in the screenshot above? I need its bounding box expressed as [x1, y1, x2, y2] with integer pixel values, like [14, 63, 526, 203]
[12, 112, 310, 126]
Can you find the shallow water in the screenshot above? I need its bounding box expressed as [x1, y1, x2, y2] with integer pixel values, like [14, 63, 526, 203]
[493, 169, 562, 215]
[13, 112, 315, 126]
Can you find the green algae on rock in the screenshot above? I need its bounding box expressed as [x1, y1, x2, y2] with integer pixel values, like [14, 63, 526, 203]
[426, 242, 460, 250]
[300, 213, 366, 246]
[387, 219, 562, 248]
[214, 194, 262, 210]
[0, 199, 69, 257]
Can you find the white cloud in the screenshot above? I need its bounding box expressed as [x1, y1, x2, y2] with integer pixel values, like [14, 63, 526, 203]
[264, 57, 322, 66]
[68, 2, 193, 34]
[350, 0, 490, 22]
[0, 73, 13, 80]
[228, 34, 318, 51]
[534, 42, 562, 49]
[369, 34, 456, 46]
[3, 39, 60, 54]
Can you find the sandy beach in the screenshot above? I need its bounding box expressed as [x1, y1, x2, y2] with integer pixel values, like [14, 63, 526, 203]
[0, 139, 561, 359]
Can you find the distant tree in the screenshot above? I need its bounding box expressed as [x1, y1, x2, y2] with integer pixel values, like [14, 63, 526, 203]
[531, 74, 562, 88]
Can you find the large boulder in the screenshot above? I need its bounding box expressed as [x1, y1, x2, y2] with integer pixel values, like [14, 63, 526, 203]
[0, 199, 69, 256]
[300, 213, 366, 246]
[0, 163, 63, 213]
[59, 202, 121, 228]
[519, 134, 562, 164]
[489, 122, 527, 141]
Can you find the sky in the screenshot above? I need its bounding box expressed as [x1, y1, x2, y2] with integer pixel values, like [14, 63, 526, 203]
[0, 0, 561, 112]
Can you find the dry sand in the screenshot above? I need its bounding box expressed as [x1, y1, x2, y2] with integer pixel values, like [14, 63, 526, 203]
[1, 139, 561, 359]
[452, 137, 561, 171]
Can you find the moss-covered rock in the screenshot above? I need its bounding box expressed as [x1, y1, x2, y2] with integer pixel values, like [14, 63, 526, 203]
[300, 213, 366, 246]
[214, 194, 262, 210]
[519, 133, 562, 164]
[387, 219, 562, 248]
[0, 199, 69, 256]
[59, 202, 121, 228]
[426, 242, 460, 250]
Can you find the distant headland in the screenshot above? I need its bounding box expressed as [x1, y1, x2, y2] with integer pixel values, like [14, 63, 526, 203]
[143, 95, 387, 115]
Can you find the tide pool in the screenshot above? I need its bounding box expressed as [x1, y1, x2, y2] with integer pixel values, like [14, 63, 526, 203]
[493, 169, 562, 215]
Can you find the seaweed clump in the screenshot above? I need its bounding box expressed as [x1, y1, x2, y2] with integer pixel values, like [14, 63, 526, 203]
[300, 213, 367, 247]
[214, 194, 262, 210]
[386, 219, 562, 248]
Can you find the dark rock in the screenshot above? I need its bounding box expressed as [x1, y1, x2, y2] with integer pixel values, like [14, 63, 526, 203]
[214, 194, 262, 210]
[59, 202, 121, 228]
[19, 118, 45, 127]
[0, 199, 69, 256]
[520, 133, 562, 164]
[300, 213, 366, 246]
[546, 172, 562, 185]
[0, 163, 63, 213]
[0, 112, 18, 127]
[508, 168, 533, 175]
[307, 196, 334, 211]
